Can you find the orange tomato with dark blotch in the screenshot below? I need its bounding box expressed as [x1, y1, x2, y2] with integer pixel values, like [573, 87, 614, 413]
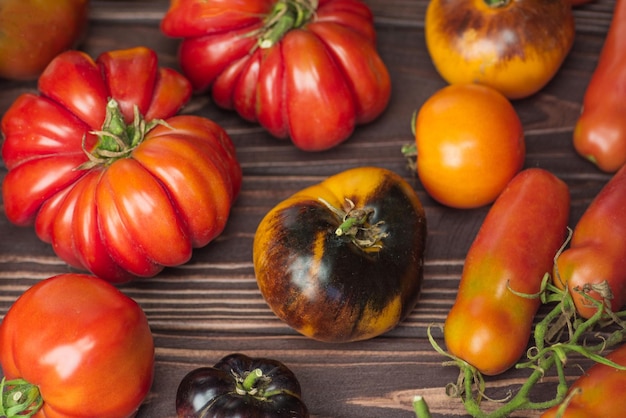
[413, 83, 525, 209]
[425, 0, 575, 99]
[253, 167, 427, 343]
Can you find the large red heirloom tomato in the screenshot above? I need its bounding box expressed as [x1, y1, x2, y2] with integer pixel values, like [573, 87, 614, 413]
[0, 274, 154, 418]
[160, 0, 391, 151]
[1, 47, 242, 283]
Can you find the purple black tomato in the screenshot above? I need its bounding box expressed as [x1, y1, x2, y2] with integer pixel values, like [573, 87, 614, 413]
[176, 353, 309, 418]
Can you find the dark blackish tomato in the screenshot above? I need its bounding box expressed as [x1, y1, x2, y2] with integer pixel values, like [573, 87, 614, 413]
[176, 353, 309, 418]
[253, 166, 427, 342]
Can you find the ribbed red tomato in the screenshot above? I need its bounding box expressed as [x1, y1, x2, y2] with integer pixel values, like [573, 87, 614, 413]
[1, 47, 242, 283]
[161, 0, 391, 151]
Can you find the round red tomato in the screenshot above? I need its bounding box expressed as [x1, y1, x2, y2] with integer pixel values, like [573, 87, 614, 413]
[1, 47, 242, 283]
[160, 0, 391, 151]
[0, 273, 154, 417]
[412, 83, 525, 209]
[0, 0, 88, 80]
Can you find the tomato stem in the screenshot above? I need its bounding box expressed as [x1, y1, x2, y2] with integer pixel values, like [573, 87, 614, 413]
[242, 368, 264, 393]
[257, 0, 318, 49]
[0, 378, 43, 418]
[78, 98, 165, 169]
[318, 197, 388, 250]
[412, 395, 433, 418]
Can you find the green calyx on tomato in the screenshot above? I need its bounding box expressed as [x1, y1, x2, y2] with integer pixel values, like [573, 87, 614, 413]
[257, 0, 317, 49]
[0, 378, 42, 418]
[80, 99, 165, 169]
[176, 353, 309, 417]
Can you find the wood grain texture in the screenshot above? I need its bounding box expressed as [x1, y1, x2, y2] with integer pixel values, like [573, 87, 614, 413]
[0, 0, 616, 416]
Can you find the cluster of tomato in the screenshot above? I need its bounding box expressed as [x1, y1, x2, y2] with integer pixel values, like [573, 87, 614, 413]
[0, 0, 625, 416]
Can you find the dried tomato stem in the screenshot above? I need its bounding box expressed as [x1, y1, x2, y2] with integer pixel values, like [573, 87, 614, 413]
[317, 197, 388, 250]
[257, 0, 318, 49]
[0, 378, 43, 418]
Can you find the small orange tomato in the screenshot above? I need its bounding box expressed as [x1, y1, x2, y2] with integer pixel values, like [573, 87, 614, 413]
[425, 0, 575, 99]
[413, 83, 525, 209]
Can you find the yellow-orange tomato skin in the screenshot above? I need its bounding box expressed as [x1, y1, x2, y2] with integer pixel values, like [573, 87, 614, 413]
[425, 0, 575, 99]
[414, 83, 524, 209]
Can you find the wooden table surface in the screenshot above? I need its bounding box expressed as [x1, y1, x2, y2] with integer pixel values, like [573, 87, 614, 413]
[0, 0, 617, 417]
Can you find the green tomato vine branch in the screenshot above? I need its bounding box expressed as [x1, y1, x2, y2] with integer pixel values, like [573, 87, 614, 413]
[415, 259, 626, 417]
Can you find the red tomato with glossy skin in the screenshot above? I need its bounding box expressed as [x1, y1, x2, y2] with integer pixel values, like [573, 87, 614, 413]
[541, 343, 626, 418]
[413, 83, 525, 209]
[573, 0, 626, 173]
[553, 164, 626, 319]
[444, 169, 570, 375]
[0, 273, 154, 418]
[0, 0, 88, 80]
[160, 0, 391, 151]
[1, 47, 242, 283]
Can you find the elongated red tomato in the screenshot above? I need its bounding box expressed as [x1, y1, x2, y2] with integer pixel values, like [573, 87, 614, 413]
[0, 274, 154, 418]
[553, 164, 626, 318]
[573, 0, 626, 173]
[541, 343, 626, 418]
[161, 0, 391, 151]
[444, 168, 570, 375]
[1, 47, 242, 283]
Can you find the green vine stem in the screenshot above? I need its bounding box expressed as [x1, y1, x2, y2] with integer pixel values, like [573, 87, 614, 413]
[425, 280, 626, 418]
[0, 378, 43, 418]
[255, 0, 318, 49]
[237, 368, 265, 396]
[412, 395, 433, 418]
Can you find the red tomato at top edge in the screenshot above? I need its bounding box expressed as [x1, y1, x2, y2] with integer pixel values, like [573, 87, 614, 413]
[413, 83, 525, 209]
[0, 273, 154, 418]
[160, 0, 391, 151]
[0, 0, 89, 80]
[1, 47, 242, 283]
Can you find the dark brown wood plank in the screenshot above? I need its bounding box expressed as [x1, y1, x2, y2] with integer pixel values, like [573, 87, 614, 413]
[0, 0, 616, 417]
